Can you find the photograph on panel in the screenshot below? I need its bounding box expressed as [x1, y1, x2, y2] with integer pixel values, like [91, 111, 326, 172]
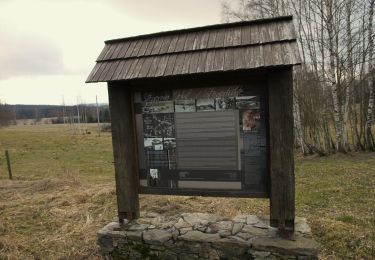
[196, 98, 215, 112]
[235, 96, 259, 109]
[242, 110, 261, 132]
[143, 113, 175, 137]
[215, 97, 235, 110]
[142, 100, 174, 114]
[174, 100, 196, 112]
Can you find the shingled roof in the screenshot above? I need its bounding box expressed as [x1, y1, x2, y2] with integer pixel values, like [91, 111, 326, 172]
[86, 16, 300, 83]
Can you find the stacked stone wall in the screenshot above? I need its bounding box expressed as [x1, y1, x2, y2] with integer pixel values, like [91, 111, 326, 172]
[98, 213, 319, 259]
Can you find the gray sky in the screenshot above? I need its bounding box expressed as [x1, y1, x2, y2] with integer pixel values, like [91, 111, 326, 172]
[0, 0, 223, 105]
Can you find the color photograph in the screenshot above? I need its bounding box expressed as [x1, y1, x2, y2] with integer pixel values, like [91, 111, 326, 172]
[242, 110, 261, 132]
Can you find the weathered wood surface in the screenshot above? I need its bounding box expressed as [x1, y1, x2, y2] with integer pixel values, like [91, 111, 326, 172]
[5, 150, 13, 180]
[108, 82, 140, 221]
[267, 67, 295, 232]
[87, 16, 301, 83]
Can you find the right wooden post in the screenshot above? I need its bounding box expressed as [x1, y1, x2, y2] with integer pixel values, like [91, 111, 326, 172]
[267, 67, 295, 235]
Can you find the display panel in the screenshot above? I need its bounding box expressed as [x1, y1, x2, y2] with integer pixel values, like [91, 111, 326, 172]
[134, 85, 268, 196]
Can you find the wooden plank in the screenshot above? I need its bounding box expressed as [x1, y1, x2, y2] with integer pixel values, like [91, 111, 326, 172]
[103, 61, 120, 81]
[154, 55, 170, 77]
[263, 44, 273, 66]
[188, 52, 200, 74]
[212, 49, 225, 71]
[269, 22, 281, 42]
[241, 25, 251, 45]
[117, 59, 133, 79]
[111, 42, 126, 59]
[232, 27, 242, 46]
[192, 31, 203, 50]
[138, 57, 154, 78]
[97, 44, 110, 61]
[130, 39, 144, 57]
[117, 41, 131, 59]
[107, 82, 140, 221]
[110, 60, 126, 80]
[91, 62, 108, 82]
[130, 58, 145, 79]
[250, 24, 260, 44]
[108, 43, 122, 59]
[181, 52, 192, 74]
[99, 61, 115, 81]
[144, 38, 157, 56]
[103, 44, 117, 60]
[204, 50, 215, 72]
[214, 29, 225, 48]
[167, 35, 179, 53]
[124, 41, 137, 58]
[199, 31, 210, 49]
[259, 23, 271, 43]
[163, 54, 177, 76]
[252, 45, 264, 68]
[86, 63, 101, 82]
[138, 38, 151, 56]
[267, 67, 295, 232]
[233, 47, 246, 70]
[271, 43, 283, 66]
[224, 28, 234, 47]
[287, 41, 300, 64]
[183, 32, 196, 51]
[243, 46, 255, 69]
[172, 53, 186, 75]
[224, 48, 235, 71]
[150, 37, 164, 55]
[174, 34, 188, 52]
[206, 29, 218, 49]
[146, 56, 160, 77]
[196, 51, 208, 73]
[124, 59, 140, 79]
[159, 36, 172, 54]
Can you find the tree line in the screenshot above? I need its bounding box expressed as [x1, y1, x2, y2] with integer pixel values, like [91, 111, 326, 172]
[222, 0, 375, 154]
[0, 103, 110, 126]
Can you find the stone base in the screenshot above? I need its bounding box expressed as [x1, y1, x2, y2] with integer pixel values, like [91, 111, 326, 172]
[97, 213, 319, 259]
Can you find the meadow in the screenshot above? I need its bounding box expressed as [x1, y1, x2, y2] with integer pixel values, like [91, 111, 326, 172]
[0, 124, 374, 259]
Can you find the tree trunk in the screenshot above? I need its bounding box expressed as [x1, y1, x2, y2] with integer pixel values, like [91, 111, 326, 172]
[326, 0, 345, 152]
[366, 0, 375, 150]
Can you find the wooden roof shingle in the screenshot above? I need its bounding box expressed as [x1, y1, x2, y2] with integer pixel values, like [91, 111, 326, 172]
[86, 15, 300, 83]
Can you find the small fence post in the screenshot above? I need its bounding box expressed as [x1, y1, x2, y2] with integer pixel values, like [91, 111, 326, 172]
[5, 150, 13, 180]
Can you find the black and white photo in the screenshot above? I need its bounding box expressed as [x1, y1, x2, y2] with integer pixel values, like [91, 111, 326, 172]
[235, 96, 259, 109]
[196, 98, 215, 112]
[175, 100, 196, 112]
[215, 97, 235, 110]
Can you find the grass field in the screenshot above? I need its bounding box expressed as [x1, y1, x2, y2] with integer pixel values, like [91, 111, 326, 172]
[0, 124, 374, 259]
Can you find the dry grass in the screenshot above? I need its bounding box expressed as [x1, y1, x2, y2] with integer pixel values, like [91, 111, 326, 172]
[0, 124, 374, 259]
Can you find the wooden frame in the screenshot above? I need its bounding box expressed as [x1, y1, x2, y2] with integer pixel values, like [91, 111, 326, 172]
[107, 68, 294, 232]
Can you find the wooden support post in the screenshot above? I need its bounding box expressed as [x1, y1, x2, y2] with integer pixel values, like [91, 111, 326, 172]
[5, 150, 13, 180]
[108, 82, 140, 223]
[267, 67, 295, 236]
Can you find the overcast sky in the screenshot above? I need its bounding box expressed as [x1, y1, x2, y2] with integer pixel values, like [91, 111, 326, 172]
[0, 0, 223, 105]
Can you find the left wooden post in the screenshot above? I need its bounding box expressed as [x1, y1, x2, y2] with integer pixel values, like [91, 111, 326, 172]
[5, 150, 13, 180]
[108, 82, 140, 223]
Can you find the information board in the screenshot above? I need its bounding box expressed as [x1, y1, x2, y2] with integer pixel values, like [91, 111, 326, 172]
[134, 85, 269, 196]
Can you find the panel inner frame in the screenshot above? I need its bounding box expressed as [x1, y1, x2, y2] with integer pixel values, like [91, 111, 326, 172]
[131, 78, 270, 198]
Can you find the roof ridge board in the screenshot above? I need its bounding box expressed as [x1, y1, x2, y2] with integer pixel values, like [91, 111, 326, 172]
[104, 15, 294, 44]
[97, 38, 298, 63]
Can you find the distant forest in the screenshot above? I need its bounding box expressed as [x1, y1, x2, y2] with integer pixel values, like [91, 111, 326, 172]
[0, 103, 110, 126]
